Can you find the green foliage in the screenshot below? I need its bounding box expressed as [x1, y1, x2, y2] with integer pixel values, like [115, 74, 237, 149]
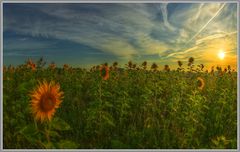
[51, 118, 71, 131]
[3, 61, 237, 149]
[57, 140, 79, 149]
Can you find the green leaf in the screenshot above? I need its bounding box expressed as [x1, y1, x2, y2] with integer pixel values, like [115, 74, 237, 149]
[111, 139, 127, 148]
[17, 82, 29, 94]
[103, 101, 114, 108]
[57, 140, 78, 149]
[51, 117, 71, 131]
[42, 141, 56, 149]
[19, 124, 37, 135]
[102, 113, 115, 127]
[49, 130, 60, 138]
[19, 124, 39, 143]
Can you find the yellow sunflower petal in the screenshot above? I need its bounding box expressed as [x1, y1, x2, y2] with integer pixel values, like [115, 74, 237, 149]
[30, 80, 64, 123]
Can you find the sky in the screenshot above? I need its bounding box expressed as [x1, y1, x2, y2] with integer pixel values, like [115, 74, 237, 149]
[3, 3, 238, 69]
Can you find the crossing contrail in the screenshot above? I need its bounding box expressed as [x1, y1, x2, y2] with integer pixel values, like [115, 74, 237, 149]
[186, 3, 226, 44]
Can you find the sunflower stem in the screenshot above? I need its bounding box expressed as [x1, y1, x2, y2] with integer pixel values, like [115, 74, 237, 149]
[99, 80, 102, 104]
[98, 79, 103, 142]
[44, 122, 51, 144]
[34, 119, 38, 131]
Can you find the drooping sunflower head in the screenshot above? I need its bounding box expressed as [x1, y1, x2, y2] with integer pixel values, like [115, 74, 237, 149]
[197, 77, 205, 90]
[63, 64, 69, 70]
[164, 65, 170, 72]
[188, 57, 194, 64]
[31, 63, 36, 71]
[142, 61, 147, 67]
[26, 59, 36, 71]
[142, 61, 147, 70]
[132, 64, 136, 69]
[224, 68, 227, 73]
[109, 66, 113, 71]
[30, 80, 64, 123]
[27, 59, 33, 65]
[177, 60, 183, 67]
[113, 62, 118, 67]
[8, 65, 15, 73]
[100, 65, 109, 80]
[128, 61, 133, 68]
[151, 63, 158, 71]
[95, 65, 99, 69]
[227, 65, 231, 71]
[49, 62, 56, 70]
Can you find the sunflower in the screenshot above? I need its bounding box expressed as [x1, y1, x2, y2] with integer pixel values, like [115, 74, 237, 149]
[188, 57, 194, 64]
[151, 63, 158, 71]
[30, 80, 64, 122]
[177, 60, 183, 67]
[164, 65, 170, 72]
[27, 59, 36, 71]
[31, 63, 36, 71]
[197, 77, 205, 90]
[49, 63, 56, 70]
[100, 65, 109, 80]
[8, 65, 15, 73]
[127, 61, 133, 69]
[63, 64, 69, 70]
[142, 61, 147, 70]
[113, 62, 118, 68]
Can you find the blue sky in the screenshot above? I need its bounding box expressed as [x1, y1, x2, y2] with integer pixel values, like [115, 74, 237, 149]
[3, 3, 237, 69]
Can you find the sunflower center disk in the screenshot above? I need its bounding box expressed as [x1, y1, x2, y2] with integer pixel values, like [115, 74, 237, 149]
[197, 80, 202, 87]
[40, 93, 56, 112]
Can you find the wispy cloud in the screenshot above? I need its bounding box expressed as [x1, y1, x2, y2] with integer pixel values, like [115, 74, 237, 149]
[186, 3, 226, 44]
[159, 3, 176, 31]
[195, 31, 237, 45]
[3, 3, 237, 68]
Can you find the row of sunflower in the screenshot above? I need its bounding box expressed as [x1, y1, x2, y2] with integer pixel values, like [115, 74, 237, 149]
[3, 58, 237, 149]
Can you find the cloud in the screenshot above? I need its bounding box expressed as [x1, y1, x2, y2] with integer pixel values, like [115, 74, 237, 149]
[3, 3, 237, 68]
[158, 3, 237, 59]
[195, 31, 237, 45]
[4, 52, 42, 56]
[165, 30, 237, 59]
[3, 36, 54, 51]
[186, 3, 226, 44]
[5, 4, 154, 58]
[159, 3, 176, 31]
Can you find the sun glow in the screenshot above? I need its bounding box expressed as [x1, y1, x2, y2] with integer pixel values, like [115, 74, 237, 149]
[218, 51, 225, 60]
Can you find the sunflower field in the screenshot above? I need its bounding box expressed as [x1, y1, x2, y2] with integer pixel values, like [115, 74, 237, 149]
[3, 58, 237, 149]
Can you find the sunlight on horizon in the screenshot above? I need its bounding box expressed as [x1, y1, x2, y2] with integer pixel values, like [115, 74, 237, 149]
[218, 50, 225, 60]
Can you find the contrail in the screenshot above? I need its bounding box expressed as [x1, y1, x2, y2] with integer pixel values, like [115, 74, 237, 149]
[160, 4, 176, 31]
[186, 3, 226, 44]
[165, 30, 236, 59]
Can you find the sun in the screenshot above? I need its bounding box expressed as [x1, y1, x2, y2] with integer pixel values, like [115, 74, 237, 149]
[218, 51, 225, 60]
